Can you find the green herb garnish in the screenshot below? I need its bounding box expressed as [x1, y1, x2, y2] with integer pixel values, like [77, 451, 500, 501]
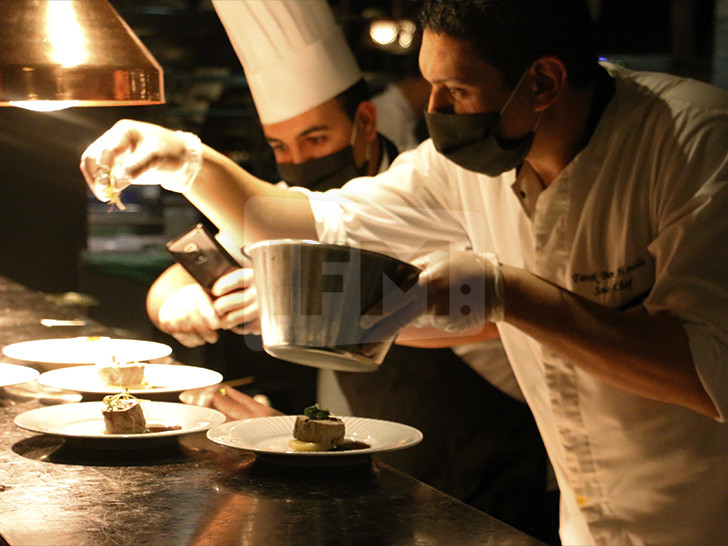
[304, 404, 331, 420]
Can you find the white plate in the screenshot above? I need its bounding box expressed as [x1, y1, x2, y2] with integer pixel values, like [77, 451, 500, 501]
[0, 362, 39, 387]
[14, 401, 226, 446]
[207, 415, 423, 458]
[2, 337, 172, 370]
[38, 364, 223, 395]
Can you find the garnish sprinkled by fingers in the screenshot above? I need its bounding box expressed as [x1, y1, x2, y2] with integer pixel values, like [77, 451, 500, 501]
[104, 172, 126, 211]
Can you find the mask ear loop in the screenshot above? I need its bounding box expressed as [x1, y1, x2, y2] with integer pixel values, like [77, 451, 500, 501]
[532, 110, 545, 133]
[500, 67, 544, 135]
[498, 68, 531, 116]
[350, 111, 360, 147]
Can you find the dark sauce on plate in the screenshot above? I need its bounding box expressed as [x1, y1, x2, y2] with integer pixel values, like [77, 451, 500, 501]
[334, 440, 370, 451]
[146, 424, 182, 433]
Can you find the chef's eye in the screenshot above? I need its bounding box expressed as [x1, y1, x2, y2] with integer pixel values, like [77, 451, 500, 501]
[447, 87, 467, 99]
[268, 142, 286, 153]
[305, 135, 328, 147]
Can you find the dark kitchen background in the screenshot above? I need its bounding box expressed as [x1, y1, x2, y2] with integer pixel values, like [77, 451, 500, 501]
[0, 0, 725, 370]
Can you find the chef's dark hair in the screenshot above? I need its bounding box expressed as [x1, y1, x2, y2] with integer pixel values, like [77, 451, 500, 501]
[419, 0, 598, 89]
[335, 78, 371, 122]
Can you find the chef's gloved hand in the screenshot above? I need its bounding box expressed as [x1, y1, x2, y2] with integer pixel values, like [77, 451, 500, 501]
[80, 119, 202, 207]
[210, 268, 262, 336]
[360, 249, 504, 339]
[412, 249, 504, 332]
[158, 284, 221, 347]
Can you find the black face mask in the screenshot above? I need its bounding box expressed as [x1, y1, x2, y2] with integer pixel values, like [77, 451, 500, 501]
[276, 146, 368, 191]
[425, 68, 539, 177]
[425, 110, 535, 176]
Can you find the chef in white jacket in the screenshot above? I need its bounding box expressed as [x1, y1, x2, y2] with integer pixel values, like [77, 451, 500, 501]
[140, 1, 556, 540]
[81, 0, 728, 543]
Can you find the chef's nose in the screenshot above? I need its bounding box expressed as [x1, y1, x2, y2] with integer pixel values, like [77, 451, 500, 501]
[290, 147, 306, 164]
[427, 85, 453, 114]
[279, 145, 307, 164]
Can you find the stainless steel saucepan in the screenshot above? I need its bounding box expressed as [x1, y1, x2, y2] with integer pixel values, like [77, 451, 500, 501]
[244, 240, 420, 372]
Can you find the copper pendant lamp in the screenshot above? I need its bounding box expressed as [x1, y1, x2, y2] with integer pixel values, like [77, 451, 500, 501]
[0, 0, 164, 110]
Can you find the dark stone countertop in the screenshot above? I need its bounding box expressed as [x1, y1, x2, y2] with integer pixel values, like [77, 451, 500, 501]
[0, 277, 545, 545]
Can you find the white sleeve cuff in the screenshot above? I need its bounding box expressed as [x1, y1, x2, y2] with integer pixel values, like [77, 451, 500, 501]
[685, 321, 728, 422]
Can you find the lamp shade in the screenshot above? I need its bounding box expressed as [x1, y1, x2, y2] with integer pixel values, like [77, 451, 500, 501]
[0, 0, 164, 108]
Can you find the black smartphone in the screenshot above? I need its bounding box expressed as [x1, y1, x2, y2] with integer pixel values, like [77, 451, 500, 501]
[165, 224, 240, 295]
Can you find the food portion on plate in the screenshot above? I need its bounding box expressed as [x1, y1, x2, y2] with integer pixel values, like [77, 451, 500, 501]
[101, 392, 183, 435]
[96, 356, 149, 390]
[289, 405, 370, 452]
[289, 405, 346, 452]
[102, 392, 147, 434]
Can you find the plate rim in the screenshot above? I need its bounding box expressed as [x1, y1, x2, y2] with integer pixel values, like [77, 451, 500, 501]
[207, 415, 423, 457]
[0, 362, 40, 387]
[37, 363, 223, 394]
[14, 400, 226, 440]
[2, 336, 173, 365]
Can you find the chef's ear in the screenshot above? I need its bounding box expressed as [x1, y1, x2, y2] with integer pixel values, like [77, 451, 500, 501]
[354, 101, 378, 143]
[529, 56, 567, 110]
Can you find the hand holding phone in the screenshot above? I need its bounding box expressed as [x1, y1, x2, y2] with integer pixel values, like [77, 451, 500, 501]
[165, 224, 240, 296]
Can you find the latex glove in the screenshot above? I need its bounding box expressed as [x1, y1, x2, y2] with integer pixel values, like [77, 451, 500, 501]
[412, 249, 504, 332]
[210, 268, 262, 335]
[80, 119, 202, 206]
[157, 284, 221, 347]
[360, 249, 504, 338]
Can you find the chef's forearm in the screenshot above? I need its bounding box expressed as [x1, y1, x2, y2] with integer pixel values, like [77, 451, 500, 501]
[146, 264, 195, 327]
[501, 265, 718, 418]
[186, 145, 318, 244]
[396, 322, 499, 348]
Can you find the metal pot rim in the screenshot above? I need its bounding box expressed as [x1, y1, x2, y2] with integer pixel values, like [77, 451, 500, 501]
[242, 239, 421, 272]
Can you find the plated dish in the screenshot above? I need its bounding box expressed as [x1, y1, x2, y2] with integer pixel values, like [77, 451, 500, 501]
[0, 362, 39, 388]
[38, 364, 223, 395]
[14, 400, 226, 448]
[2, 337, 172, 370]
[207, 415, 423, 459]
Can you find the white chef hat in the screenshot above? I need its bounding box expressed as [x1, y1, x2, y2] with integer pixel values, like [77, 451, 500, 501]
[212, 0, 362, 125]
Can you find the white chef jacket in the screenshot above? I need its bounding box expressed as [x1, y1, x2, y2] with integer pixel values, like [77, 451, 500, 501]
[372, 84, 525, 400]
[304, 63, 728, 545]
